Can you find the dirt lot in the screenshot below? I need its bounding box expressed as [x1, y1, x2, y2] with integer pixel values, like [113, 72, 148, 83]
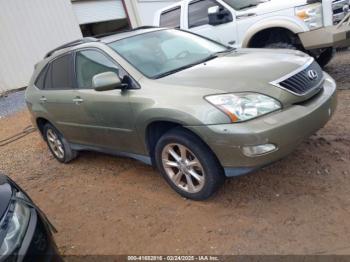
[1, 52, 350, 256]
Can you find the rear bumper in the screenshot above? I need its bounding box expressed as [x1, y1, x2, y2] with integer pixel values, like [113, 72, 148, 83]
[299, 14, 350, 49]
[187, 73, 337, 177]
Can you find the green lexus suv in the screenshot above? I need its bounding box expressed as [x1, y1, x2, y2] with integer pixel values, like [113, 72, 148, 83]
[26, 27, 337, 200]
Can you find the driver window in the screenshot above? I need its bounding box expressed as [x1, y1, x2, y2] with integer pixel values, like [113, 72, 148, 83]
[76, 50, 120, 89]
[188, 0, 221, 28]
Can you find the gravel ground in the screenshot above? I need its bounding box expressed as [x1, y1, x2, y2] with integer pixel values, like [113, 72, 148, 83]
[0, 90, 26, 118]
[0, 51, 350, 256]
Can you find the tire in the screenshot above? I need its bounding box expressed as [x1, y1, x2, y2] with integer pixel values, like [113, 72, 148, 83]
[155, 127, 225, 201]
[43, 123, 77, 163]
[264, 42, 297, 50]
[316, 47, 335, 68]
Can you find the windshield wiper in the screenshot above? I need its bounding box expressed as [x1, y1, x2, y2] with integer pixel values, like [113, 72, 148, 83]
[216, 46, 236, 54]
[154, 54, 218, 79]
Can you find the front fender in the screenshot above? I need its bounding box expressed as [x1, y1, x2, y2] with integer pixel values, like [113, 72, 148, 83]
[241, 16, 309, 47]
[136, 107, 226, 140]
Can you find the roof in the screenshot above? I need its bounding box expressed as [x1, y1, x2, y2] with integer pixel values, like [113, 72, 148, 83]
[100, 27, 164, 44]
[44, 26, 164, 58]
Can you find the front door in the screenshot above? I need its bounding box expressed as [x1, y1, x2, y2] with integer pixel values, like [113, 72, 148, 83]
[186, 0, 238, 47]
[72, 49, 138, 152]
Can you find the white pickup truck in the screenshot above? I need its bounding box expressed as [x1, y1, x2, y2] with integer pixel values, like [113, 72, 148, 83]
[154, 0, 350, 67]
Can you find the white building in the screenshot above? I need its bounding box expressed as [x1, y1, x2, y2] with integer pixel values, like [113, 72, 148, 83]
[0, 0, 178, 93]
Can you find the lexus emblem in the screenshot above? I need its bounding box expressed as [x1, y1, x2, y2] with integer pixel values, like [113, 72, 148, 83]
[308, 70, 318, 81]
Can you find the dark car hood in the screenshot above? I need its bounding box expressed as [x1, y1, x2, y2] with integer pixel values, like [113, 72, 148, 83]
[0, 176, 13, 221]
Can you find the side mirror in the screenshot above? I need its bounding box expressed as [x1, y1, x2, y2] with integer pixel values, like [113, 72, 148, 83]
[208, 5, 232, 26]
[93, 71, 127, 92]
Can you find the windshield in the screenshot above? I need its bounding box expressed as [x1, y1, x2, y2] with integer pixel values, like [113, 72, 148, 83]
[223, 0, 262, 10]
[108, 29, 228, 78]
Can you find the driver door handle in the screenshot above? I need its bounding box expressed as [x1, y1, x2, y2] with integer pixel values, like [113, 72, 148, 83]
[73, 97, 84, 104]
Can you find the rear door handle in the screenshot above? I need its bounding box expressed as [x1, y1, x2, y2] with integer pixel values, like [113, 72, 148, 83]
[73, 97, 84, 104]
[39, 97, 47, 103]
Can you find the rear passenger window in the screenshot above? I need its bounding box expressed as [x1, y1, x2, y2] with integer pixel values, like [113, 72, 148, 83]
[46, 54, 73, 90]
[188, 0, 220, 28]
[160, 7, 181, 28]
[34, 66, 48, 89]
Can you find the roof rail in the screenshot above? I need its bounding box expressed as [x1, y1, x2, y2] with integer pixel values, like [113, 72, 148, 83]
[94, 26, 161, 39]
[44, 37, 100, 58]
[132, 26, 159, 30]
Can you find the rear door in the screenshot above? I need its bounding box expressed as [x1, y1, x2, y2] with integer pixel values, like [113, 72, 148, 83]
[159, 5, 182, 28]
[38, 53, 83, 143]
[71, 48, 138, 152]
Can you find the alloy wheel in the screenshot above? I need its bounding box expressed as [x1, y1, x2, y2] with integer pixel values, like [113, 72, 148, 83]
[46, 128, 64, 159]
[161, 143, 205, 193]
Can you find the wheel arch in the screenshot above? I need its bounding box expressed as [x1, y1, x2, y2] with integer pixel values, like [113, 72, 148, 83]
[35, 117, 60, 140]
[242, 17, 307, 48]
[144, 120, 219, 167]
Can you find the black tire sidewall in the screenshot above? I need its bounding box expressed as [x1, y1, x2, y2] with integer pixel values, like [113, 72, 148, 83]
[155, 128, 225, 200]
[316, 47, 335, 68]
[264, 42, 297, 50]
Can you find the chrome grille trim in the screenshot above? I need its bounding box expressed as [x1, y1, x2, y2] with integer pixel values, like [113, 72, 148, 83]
[270, 58, 325, 97]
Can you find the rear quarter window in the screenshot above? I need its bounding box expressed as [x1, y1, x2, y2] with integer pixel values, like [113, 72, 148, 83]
[160, 6, 181, 28]
[34, 65, 48, 90]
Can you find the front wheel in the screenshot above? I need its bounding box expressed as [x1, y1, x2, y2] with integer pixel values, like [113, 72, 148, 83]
[315, 47, 335, 68]
[155, 128, 225, 200]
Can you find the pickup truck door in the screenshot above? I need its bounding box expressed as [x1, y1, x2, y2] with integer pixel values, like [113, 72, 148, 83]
[184, 0, 238, 47]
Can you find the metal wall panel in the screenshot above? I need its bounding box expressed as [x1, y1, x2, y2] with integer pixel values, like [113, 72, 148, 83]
[72, 0, 126, 25]
[0, 0, 82, 92]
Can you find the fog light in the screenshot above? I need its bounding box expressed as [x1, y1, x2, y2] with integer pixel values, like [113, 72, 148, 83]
[242, 144, 277, 157]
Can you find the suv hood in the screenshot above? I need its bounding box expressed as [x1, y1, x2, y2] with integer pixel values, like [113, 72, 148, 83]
[0, 176, 13, 222]
[236, 0, 308, 16]
[155, 48, 313, 105]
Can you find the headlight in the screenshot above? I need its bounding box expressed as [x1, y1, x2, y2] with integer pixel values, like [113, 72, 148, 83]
[295, 3, 323, 30]
[0, 192, 30, 258]
[205, 93, 281, 123]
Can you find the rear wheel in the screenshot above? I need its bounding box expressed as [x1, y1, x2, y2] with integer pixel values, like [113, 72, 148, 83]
[44, 123, 77, 163]
[155, 128, 225, 200]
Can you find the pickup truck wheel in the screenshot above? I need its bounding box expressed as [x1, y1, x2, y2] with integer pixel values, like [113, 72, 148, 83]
[155, 128, 225, 201]
[316, 47, 335, 68]
[264, 42, 297, 50]
[44, 123, 77, 163]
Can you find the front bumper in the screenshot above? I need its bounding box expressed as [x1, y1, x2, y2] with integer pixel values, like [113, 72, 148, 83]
[17, 209, 60, 262]
[187, 73, 337, 177]
[299, 13, 350, 49]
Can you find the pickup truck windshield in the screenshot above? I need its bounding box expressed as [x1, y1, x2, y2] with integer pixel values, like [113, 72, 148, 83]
[223, 0, 262, 10]
[108, 29, 228, 78]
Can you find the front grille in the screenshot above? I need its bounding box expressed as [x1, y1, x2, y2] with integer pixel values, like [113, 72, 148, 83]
[333, 0, 350, 25]
[278, 61, 324, 95]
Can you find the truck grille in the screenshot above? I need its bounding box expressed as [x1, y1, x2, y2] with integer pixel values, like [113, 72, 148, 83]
[278, 61, 324, 95]
[333, 0, 350, 25]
